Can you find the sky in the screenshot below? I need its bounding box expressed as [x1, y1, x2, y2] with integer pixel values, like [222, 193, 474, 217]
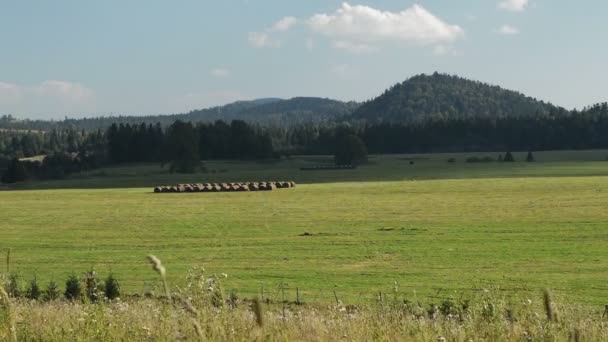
[0, 0, 606, 119]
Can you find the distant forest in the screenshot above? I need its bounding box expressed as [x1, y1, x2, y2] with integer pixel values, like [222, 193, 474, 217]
[1, 73, 607, 182]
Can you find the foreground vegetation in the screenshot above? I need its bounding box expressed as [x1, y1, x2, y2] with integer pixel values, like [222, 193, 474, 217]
[2, 258, 608, 341]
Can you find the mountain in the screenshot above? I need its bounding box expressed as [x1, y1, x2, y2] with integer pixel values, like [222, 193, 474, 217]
[185, 97, 359, 125]
[352, 73, 568, 123]
[0, 97, 359, 131]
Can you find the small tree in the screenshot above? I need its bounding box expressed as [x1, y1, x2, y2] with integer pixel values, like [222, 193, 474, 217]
[334, 135, 368, 166]
[5, 274, 21, 297]
[504, 151, 515, 162]
[26, 276, 42, 300]
[104, 273, 121, 300]
[526, 151, 535, 162]
[65, 274, 81, 301]
[45, 280, 60, 301]
[84, 270, 99, 303]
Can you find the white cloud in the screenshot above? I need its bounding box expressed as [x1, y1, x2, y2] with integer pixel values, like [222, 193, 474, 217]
[498, 25, 520, 35]
[210, 68, 230, 77]
[272, 16, 298, 32]
[248, 31, 280, 48]
[0, 80, 96, 118]
[308, 3, 464, 49]
[498, 0, 529, 12]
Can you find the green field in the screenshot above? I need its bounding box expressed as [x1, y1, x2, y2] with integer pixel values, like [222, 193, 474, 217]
[2, 151, 608, 305]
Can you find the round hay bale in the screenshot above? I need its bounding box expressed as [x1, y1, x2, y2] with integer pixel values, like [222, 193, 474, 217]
[154, 187, 162, 193]
[249, 184, 259, 191]
[161, 187, 171, 193]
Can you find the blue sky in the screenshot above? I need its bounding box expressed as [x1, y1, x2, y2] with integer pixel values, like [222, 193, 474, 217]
[0, 0, 606, 119]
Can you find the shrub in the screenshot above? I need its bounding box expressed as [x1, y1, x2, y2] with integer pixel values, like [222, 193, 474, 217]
[45, 280, 60, 301]
[65, 274, 81, 301]
[447, 158, 456, 163]
[84, 270, 99, 302]
[104, 274, 121, 300]
[6, 274, 21, 298]
[504, 151, 515, 162]
[26, 276, 41, 300]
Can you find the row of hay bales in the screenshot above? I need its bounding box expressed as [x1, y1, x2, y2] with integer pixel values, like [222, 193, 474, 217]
[154, 181, 296, 193]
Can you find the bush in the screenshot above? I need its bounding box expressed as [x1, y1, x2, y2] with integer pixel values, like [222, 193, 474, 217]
[447, 158, 456, 163]
[504, 151, 515, 162]
[26, 276, 42, 300]
[5, 274, 21, 297]
[65, 274, 81, 301]
[45, 280, 61, 301]
[84, 270, 99, 302]
[104, 274, 121, 300]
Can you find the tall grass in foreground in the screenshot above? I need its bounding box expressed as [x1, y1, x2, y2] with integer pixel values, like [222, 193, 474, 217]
[1, 256, 608, 341]
[1, 291, 607, 341]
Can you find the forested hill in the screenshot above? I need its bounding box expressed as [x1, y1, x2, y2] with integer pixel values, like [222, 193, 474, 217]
[185, 97, 359, 126]
[352, 73, 568, 123]
[0, 97, 359, 131]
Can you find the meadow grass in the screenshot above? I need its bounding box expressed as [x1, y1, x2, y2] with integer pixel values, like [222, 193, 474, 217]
[2, 151, 608, 307]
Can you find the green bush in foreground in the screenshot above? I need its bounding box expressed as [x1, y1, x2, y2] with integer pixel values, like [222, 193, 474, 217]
[64, 274, 81, 301]
[104, 273, 120, 300]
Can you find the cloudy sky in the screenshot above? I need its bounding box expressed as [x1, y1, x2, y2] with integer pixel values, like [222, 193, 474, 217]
[0, 0, 606, 119]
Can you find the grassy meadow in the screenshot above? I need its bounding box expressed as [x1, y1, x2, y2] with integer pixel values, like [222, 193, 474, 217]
[2, 150, 608, 307]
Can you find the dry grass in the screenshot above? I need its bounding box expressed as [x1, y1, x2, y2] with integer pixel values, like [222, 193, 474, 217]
[1, 289, 607, 341]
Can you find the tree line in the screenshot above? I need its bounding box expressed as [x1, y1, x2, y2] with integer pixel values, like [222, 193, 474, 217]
[2, 102, 608, 183]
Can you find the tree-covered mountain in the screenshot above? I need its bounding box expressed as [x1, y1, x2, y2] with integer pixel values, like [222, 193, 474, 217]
[184, 97, 359, 126]
[352, 73, 569, 123]
[0, 97, 359, 131]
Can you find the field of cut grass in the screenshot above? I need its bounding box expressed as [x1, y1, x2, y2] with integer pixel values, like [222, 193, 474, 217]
[2, 150, 608, 305]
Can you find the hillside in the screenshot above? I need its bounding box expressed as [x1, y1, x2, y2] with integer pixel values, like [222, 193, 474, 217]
[185, 97, 359, 125]
[0, 97, 358, 131]
[352, 73, 567, 123]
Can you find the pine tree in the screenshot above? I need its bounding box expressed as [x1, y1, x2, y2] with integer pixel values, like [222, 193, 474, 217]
[504, 151, 515, 162]
[526, 151, 535, 162]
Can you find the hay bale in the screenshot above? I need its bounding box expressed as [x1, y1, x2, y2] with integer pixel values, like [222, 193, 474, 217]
[249, 184, 259, 191]
[290, 181, 296, 188]
[259, 183, 275, 191]
[154, 187, 162, 193]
